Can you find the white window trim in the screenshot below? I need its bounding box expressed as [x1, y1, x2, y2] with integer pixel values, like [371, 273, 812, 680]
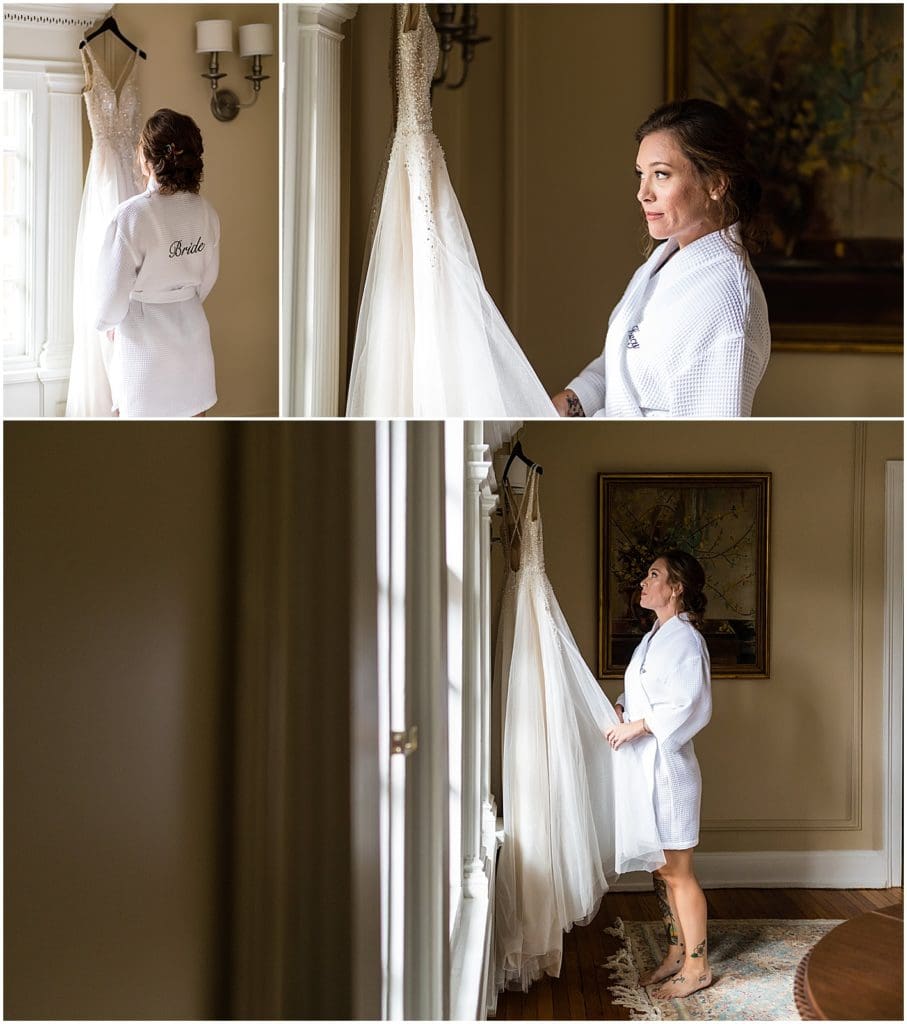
[4, 4, 107, 414]
[450, 422, 499, 1020]
[3, 71, 47, 369]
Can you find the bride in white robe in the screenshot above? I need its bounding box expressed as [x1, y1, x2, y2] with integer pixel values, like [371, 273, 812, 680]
[95, 110, 219, 417]
[605, 551, 714, 999]
[555, 99, 771, 418]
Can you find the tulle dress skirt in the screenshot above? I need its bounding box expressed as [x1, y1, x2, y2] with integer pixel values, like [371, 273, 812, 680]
[494, 564, 664, 992]
[347, 131, 558, 418]
[68, 139, 137, 417]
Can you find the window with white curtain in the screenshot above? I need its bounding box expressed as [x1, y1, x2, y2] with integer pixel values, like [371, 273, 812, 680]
[3, 3, 96, 415]
[2, 74, 44, 365]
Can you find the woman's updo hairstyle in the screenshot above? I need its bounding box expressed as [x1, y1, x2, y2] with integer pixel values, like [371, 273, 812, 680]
[140, 109, 204, 194]
[659, 549, 707, 629]
[635, 98, 764, 254]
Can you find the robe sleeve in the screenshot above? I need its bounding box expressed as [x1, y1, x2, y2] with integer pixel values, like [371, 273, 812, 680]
[95, 216, 141, 331]
[198, 213, 220, 303]
[668, 332, 746, 417]
[643, 654, 711, 753]
[616, 692, 626, 709]
[566, 345, 606, 417]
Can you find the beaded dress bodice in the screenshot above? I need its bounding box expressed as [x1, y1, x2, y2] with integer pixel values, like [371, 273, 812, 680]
[81, 43, 142, 183]
[394, 4, 439, 136]
[501, 468, 545, 582]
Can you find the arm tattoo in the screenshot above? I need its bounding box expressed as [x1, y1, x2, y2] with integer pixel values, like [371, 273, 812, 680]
[654, 875, 681, 947]
[565, 392, 585, 417]
[691, 939, 707, 959]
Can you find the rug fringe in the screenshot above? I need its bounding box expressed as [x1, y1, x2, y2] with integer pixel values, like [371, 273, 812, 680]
[601, 917, 664, 1021]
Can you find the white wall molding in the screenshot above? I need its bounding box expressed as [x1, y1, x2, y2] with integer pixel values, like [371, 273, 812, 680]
[3, 56, 82, 75]
[882, 460, 903, 888]
[701, 817, 866, 832]
[4, 5, 110, 30]
[282, 3, 357, 416]
[702, 426, 868, 834]
[846, 421, 867, 828]
[612, 849, 891, 892]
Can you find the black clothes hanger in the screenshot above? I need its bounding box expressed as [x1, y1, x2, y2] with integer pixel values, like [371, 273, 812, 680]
[80, 17, 147, 60]
[502, 440, 543, 482]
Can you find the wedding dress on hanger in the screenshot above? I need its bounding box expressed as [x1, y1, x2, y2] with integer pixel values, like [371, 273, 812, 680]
[67, 41, 143, 417]
[347, 4, 557, 418]
[494, 465, 664, 993]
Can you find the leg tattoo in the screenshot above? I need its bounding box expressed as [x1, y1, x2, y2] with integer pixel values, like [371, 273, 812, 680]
[639, 875, 686, 986]
[690, 939, 707, 959]
[654, 876, 681, 948]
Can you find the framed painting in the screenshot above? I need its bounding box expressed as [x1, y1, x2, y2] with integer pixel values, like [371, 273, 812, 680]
[666, 4, 903, 353]
[598, 473, 771, 679]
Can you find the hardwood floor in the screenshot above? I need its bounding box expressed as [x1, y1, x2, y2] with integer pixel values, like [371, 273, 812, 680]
[490, 887, 904, 1020]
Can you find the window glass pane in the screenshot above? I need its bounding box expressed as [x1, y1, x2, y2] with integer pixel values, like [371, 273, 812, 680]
[1, 88, 32, 359]
[1, 279, 25, 350]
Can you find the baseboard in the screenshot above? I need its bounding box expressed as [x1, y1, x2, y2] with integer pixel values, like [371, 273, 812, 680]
[611, 849, 891, 891]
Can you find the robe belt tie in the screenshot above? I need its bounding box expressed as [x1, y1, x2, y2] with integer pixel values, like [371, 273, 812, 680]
[130, 286, 198, 304]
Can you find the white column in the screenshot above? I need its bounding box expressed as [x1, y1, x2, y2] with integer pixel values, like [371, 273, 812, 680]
[41, 73, 82, 372]
[463, 427, 492, 897]
[283, 3, 357, 416]
[479, 487, 498, 829]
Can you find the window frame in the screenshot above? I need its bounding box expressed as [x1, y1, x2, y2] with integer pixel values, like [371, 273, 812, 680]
[2, 67, 48, 373]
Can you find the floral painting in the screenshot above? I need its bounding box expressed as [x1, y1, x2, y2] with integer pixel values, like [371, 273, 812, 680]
[668, 5, 903, 349]
[598, 473, 771, 678]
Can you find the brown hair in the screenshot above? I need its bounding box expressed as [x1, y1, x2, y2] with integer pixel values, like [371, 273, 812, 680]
[635, 98, 764, 255]
[140, 109, 204, 194]
[659, 549, 707, 630]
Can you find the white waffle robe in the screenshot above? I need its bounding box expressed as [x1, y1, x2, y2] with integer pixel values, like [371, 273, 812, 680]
[618, 614, 712, 850]
[567, 224, 770, 418]
[95, 183, 220, 417]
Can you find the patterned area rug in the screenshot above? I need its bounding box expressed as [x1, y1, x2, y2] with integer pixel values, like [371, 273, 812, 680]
[603, 917, 843, 1021]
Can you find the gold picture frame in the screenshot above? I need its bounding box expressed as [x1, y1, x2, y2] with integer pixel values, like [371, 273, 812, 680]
[665, 5, 903, 355]
[598, 472, 771, 679]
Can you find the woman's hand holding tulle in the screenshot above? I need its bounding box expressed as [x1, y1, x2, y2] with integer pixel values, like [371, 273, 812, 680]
[604, 719, 647, 750]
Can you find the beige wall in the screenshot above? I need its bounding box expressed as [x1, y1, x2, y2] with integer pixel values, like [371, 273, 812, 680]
[507, 420, 901, 854]
[5, 424, 234, 1018]
[754, 350, 902, 417]
[345, 4, 902, 416]
[104, 5, 279, 415]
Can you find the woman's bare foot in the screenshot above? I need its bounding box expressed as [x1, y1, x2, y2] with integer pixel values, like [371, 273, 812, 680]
[651, 967, 712, 1000]
[638, 951, 684, 986]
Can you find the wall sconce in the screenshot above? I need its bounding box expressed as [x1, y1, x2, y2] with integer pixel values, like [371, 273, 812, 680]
[431, 4, 490, 92]
[195, 19, 274, 122]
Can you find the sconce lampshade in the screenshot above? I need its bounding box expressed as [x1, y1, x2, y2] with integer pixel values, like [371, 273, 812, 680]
[239, 23, 274, 58]
[196, 20, 233, 53]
